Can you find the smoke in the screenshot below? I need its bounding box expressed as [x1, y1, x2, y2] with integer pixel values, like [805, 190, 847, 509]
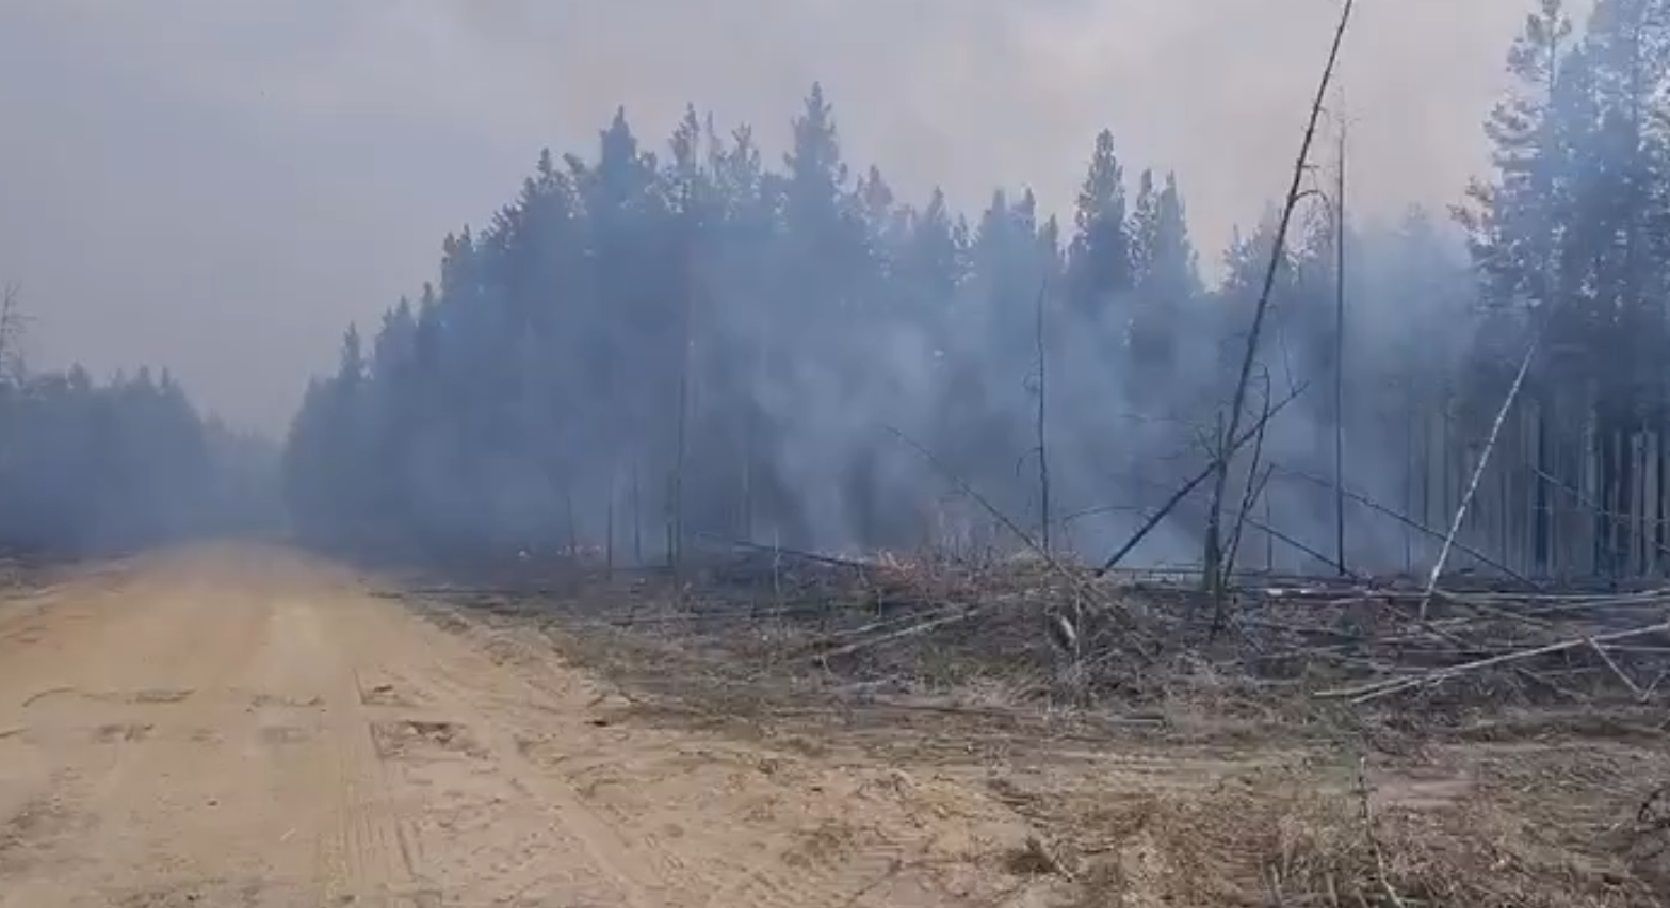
[0, 0, 1540, 432]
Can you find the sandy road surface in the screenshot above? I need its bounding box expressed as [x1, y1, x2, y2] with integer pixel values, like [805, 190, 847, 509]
[0, 545, 1040, 907]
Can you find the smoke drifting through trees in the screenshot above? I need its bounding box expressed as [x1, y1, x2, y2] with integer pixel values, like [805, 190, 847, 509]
[283, 0, 1670, 581]
[0, 293, 279, 553]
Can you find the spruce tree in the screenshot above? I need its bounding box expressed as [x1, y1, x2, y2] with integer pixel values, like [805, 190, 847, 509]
[1068, 129, 1133, 319]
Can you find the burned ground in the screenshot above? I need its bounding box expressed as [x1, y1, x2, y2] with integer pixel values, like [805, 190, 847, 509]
[395, 548, 1670, 906]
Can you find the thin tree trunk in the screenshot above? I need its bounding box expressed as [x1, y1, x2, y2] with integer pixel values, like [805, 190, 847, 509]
[1649, 423, 1663, 574]
[1644, 431, 1657, 576]
[1224, 388, 1274, 587]
[565, 485, 577, 559]
[665, 471, 676, 571]
[1423, 396, 1434, 568]
[1225, 465, 1273, 587]
[632, 461, 643, 566]
[1405, 386, 1416, 574]
[741, 408, 754, 542]
[1503, 430, 1516, 567]
[1609, 425, 1622, 577]
[1439, 401, 1451, 561]
[672, 379, 689, 576]
[606, 476, 616, 579]
[671, 190, 695, 578]
[1334, 117, 1349, 577]
[1535, 397, 1550, 573]
[1631, 431, 1643, 576]
[1591, 407, 1605, 576]
[1203, 0, 1356, 594]
[1265, 478, 1275, 573]
[1100, 382, 1309, 575]
[1034, 282, 1051, 554]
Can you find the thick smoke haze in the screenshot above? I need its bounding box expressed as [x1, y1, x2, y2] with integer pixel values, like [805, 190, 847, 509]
[0, 0, 1546, 430]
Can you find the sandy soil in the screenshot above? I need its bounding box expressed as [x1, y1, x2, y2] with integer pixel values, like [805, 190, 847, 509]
[0, 545, 1051, 907]
[3, 544, 1662, 906]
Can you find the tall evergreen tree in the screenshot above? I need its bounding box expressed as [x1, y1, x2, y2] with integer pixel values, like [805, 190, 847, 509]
[784, 83, 847, 239]
[1129, 170, 1201, 374]
[1456, 0, 1574, 315]
[1067, 129, 1133, 319]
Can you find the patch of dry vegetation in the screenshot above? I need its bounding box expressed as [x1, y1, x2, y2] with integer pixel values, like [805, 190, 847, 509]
[401, 552, 1670, 905]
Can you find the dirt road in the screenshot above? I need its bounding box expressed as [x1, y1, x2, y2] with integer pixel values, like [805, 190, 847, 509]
[0, 545, 1043, 907]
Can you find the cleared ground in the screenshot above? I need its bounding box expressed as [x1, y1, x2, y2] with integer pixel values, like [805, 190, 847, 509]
[0, 545, 1052, 907]
[0, 545, 1663, 906]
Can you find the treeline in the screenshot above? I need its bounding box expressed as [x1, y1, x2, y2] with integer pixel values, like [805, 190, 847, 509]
[280, 81, 1450, 568]
[0, 367, 278, 552]
[0, 296, 279, 553]
[1443, 0, 1670, 577]
[285, 0, 1670, 579]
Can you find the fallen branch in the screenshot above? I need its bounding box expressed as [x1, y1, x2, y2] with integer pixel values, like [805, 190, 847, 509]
[813, 608, 980, 660]
[1315, 619, 1670, 702]
[1644, 666, 1670, 701]
[1238, 512, 1360, 580]
[1431, 589, 1555, 631]
[1224, 378, 1275, 586]
[1419, 339, 1538, 620]
[1098, 382, 1310, 576]
[1530, 464, 1670, 564]
[885, 427, 1140, 632]
[1587, 637, 1644, 698]
[1222, 463, 1273, 609]
[820, 604, 965, 642]
[1273, 465, 1535, 588]
[1514, 666, 1583, 700]
[694, 532, 874, 571]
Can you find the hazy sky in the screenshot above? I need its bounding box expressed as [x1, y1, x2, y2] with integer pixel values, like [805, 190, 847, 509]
[0, 1, 1549, 431]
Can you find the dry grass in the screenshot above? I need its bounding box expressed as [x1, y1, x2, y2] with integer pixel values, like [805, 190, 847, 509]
[401, 552, 1670, 906]
[1038, 767, 1666, 906]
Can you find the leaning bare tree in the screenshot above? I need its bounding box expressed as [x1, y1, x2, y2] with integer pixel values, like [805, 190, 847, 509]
[1201, 0, 1356, 595]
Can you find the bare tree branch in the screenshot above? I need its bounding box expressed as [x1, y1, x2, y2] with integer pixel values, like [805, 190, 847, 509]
[1098, 381, 1310, 576]
[885, 426, 1139, 630]
[1273, 465, 1535, 587]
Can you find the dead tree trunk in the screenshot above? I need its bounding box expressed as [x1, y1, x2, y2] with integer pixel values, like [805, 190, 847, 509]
[1203, 0, 1355, 595]
[670, 188, 696, 578]
[1224, 372, 1274, 587]
[632, 461, 643, 566]
[564, 485, 577, 559]
[605, 475, 616, 579]
[1333, 116, 1349, 577]
[1535, 397, 1551, 573]
[741, 407, 755, 542]
[1405, 385, 1417, 573]
[1034, 282, 1052, 554]
[1649, 423, 1663, 577]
